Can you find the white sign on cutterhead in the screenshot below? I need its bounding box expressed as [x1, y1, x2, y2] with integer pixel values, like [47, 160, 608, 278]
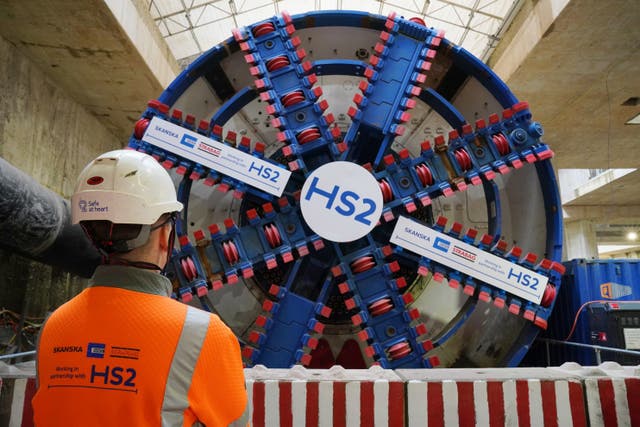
[300, 161, 383, 243]
[391, 215, 548, 304]
[142, 116, 291, 196]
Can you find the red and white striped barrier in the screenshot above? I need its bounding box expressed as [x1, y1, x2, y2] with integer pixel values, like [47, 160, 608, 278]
[5, 378, 36, 427]
[405, 379, 586, 426]
[246, 379, 405, 426]
[584, 376, 640, 426]
[245, 366, 405, 427]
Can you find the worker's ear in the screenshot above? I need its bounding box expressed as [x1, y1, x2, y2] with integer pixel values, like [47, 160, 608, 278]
[157, 221, 171, 251]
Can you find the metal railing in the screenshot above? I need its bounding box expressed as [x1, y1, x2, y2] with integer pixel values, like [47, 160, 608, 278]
[0, 350, 36, 361]
[3, 341, 639, 366]
[539, 338, 640, 365]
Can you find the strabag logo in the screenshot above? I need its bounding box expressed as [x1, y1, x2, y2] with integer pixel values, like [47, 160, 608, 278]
[197, 141, 222, 157]
[87, 342, 106, 358]
[452, 245, 477, 262]
[110, 346, 141, 360]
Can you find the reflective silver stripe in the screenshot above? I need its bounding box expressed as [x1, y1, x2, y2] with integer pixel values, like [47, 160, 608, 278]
[162, 306, 210, 427]
[229, 397, 250, 427]
[35, 314, 52, 390]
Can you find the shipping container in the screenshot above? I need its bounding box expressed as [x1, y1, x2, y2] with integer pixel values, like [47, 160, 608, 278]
[523, 259, 640, 366]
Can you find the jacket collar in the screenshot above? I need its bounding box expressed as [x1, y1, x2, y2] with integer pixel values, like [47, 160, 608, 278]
[89, 265, 172, 297]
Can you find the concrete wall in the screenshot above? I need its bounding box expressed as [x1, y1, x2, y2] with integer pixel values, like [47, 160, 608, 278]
[0, 33, 119, 322]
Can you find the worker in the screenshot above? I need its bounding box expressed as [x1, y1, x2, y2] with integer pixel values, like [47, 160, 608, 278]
[32, 149, 248, 426]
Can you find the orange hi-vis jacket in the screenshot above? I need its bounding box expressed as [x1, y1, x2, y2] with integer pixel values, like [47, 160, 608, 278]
[33, 265, 248, 426]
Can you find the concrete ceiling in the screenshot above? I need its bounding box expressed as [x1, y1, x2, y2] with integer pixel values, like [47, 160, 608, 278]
[565, 170, 640, 207]
[0, 0, 638, 246]
[0, 0, 179, 143]
[499, 0, 640, 170]
[488, 0, 640, 246]
[563, 169, 640, 242]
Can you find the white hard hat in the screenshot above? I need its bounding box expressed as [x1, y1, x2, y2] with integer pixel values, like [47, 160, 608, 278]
[71, 149, 183, 225]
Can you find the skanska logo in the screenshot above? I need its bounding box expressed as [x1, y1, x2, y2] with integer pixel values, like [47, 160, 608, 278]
[53, 346, 83, 353]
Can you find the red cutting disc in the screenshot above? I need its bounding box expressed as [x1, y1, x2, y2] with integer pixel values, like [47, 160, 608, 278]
[379, 179, 394, 202]
[540, 284, 556, 307]
[266, 55, 290, 71]
[297, 127, 321, 144]
[350, 256, 376, 273]
[368, 298, 394, 317]
[222, 241, 239, 265]
[264, 224, 282, 248]
[415, 163, 433, 187]
[387, 341, 412, 360]
[133, 118, 149, 140]
[281, 90, 306, 107]
[180, 257, 197, 281]
[180, 259, 190, 281]
[252, 22, 276, 37]
[492, 133, 511, 155]
[454, 148, 472, 171]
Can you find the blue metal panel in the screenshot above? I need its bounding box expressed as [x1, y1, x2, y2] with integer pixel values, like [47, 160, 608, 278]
[536, 259, 640, 365]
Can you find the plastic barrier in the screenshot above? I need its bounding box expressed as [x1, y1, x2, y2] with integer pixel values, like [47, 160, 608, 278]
[399, 369, 587, 426]
[4, 363, 639, 426]
[245, 366, 405, 426]
[2, 377, 35, 427]
[576, 362, 640, 427]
